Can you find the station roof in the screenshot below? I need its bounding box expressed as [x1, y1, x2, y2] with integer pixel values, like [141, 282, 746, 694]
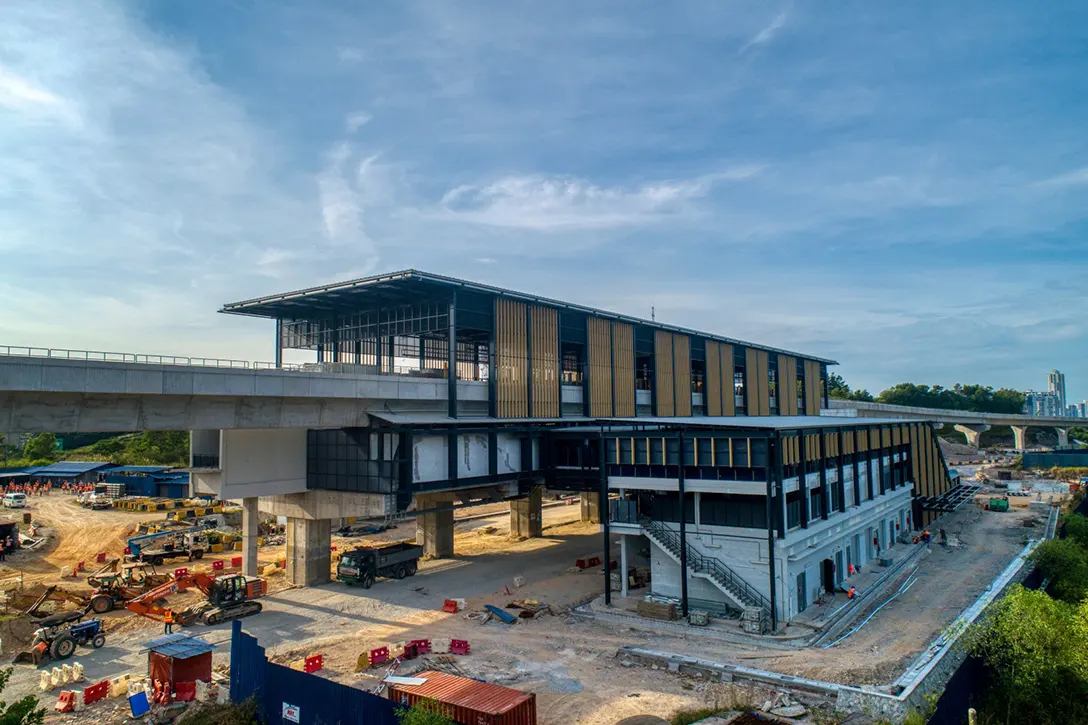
[369, 412, 919, 430]
[220, 269, 837, 364]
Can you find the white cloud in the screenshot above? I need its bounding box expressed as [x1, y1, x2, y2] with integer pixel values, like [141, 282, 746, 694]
[739, 7, 790, 55]
[1036, 167, 1088, 187]
[434, 168, 760, 231]
[345, 110, 371, 133]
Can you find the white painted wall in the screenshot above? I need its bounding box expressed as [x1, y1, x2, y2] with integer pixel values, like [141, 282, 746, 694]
[412, 432, 523, 483]
[221, 428, 307, 497]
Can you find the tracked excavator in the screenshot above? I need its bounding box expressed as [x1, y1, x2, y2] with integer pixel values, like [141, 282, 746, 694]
[125, 572, 267, 626]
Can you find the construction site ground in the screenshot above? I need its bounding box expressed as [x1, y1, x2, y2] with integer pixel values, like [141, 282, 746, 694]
[0, 476, 1052, 724]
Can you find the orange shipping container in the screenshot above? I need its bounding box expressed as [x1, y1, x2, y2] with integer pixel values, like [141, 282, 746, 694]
[385, 670, 537, 725]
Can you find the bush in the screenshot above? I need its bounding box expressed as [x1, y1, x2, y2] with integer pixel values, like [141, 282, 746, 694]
[1031, 538, 1088, 602]
[178, 698, 259, 725]
[1063, 513, 1088, 549]
[397, 699, 455, 725]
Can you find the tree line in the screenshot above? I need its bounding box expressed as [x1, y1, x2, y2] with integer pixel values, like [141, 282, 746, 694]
[828, 373, 1026, 415]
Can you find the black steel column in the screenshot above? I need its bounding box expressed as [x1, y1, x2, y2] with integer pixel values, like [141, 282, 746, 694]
[488, 312, 497, 418]
[774, 432, 786, 538]
[448, 292, 458, 419]
[274, 319, 283, 368]
[609, 322, 617, 417]
[766, 433, 779, 632]
[852, 427, 862, 506]
[865, 426, 875, 500]
[818, 427, 830, 520]
[879, 427, 887, 496]
[374, 308, 381, 371]
[582, 318, 592, 417]
[387, 335, 395, 373]
[836, 428, 847, 513]
[678, 430, 689, 618]
[798, 433, 809, 528]
[600, 431, 611, 606]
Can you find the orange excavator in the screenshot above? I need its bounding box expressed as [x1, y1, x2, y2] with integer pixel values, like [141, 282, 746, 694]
[125, 572, 267, 626]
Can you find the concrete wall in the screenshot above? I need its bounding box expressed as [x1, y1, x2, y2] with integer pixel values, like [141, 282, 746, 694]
[412, 432, 523, 483]
[220, 428, 307, 498]
[649, 540, 734, 607]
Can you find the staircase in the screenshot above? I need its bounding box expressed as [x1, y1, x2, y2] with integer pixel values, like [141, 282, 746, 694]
[642, 519, 772, 620]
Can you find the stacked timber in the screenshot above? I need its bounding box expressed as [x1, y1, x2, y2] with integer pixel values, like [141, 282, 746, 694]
[637, 598, 679, 621]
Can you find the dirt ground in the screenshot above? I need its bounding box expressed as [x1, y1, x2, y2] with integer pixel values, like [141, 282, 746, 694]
[0, 488, 1051, 724]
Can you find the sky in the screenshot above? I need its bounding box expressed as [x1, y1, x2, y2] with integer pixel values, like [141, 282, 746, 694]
[1, 1, 1086, 402]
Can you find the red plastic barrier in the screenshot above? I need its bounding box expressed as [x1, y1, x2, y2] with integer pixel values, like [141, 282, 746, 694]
[408, 638, 432, 654]
[77, 561, 85, 572]
[231, 556, 243, 568]
[54, 692, 77, 713]
[82, 680, 109, 705]
[442, 599, 459, 613]
[174, 682, 196, 702]
[124, 546, 131, 555]
[152, 681, 172, 706]
[211, 559, 225, 571]
[402, 643, 418, 660]
[174, 567, 189, 580]
[368, 646, 389, 666]
[449, 639, 471, 655]
[330, 545, 337, 551]
[575, 556, 602, 570]
[304, 655, 323, 673]
[95, 552, 107, 563]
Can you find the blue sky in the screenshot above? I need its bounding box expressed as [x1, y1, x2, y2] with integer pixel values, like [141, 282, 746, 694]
[1, 1, 1086, 401]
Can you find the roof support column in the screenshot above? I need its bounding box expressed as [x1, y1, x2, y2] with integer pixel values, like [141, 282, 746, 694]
[836, 428, 846, 513]
[774, 432, 786, 539]
[798, 433, 809, 528]
[448, 291, 458, 419]
[766, 433, 780, 631]
[879, 427, 887, 496]
[852, 427, 862, 506]
[677, 430, 689, 618]
[818, 428, 830, 520]
[600, 432, 611, 607]
[865, 426, 875, 501]
[274, 320, 283, 368]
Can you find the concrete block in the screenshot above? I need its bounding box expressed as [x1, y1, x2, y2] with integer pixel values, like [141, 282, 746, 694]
[41, 365, 87, 393]
[85, 366, 127, 392]
[124, 369, 164, 394]
[282, 376, 312, 397]
[254, 375, 286, 397]
[162, 371, 195, 395]
[0, 361, 44, 392]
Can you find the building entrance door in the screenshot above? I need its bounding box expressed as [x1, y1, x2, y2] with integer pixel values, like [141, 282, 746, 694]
[796, 571, 807, 613]
[821, 558, 835, 593]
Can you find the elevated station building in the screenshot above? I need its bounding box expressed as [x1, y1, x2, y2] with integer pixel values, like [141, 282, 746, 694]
[188, 270, 956, 628]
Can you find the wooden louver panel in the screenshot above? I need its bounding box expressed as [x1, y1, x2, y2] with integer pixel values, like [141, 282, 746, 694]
[705, 342, 722, 417]
[673, 335, 692, 417]
[745, 348, 770, 415]
[587, 318, 613, 417]
[778, 355, 798, 416]
[719, 342, 735, 416]
[495, 298, 528, 418]
[612, 322, 636, 417]
[654, 330, 675, 417]
[803, 360, 822, 415]
[530, 305, 559, 418]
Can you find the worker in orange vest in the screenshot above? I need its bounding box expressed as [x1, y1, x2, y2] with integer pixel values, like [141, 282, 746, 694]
[164, 609, 175, 635]
[847, 586, 857, 599]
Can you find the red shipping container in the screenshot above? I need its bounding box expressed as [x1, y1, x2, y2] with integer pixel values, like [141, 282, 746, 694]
[386, 670, 536, 725]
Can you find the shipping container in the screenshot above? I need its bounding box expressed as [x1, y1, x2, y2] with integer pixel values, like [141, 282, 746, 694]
[386, 670, 536, 725]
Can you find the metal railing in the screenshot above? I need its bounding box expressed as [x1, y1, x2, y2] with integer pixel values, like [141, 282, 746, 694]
[191, 454, 221, 469]
[643, 518, 771, 614]
[0, 345, 279, 370]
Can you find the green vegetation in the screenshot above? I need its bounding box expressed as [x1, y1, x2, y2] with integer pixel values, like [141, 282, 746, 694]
[0, 666, 45, 725]
[1031, 538, 1088, 602]
[177, 698, 259, 725]
[969, 586, 1088, 724]
[1070, 427, 1088, 446]
[830, 375, 1025, 414]
[397, 699, 455, 725]
[0, 431, 189, 469]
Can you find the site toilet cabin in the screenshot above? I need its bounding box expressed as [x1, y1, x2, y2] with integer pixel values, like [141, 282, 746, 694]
[144, 634, 215, 688]
[0, 520, 19, 549]
[386, 670, 537, 725]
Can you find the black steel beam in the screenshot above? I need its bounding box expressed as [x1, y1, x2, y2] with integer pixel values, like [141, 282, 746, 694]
[818, 427, 829, 520]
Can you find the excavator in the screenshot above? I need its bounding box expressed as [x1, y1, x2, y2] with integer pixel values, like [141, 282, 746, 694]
[125, 572, 267, 626]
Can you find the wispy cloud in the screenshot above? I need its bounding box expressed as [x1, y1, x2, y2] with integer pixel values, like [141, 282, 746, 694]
[1035, 167, 1088, 187]
[345, 110, 371, 133]
[739, 7, 790, 55]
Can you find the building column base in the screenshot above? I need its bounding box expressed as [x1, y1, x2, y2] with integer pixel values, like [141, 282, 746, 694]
[416, 494, 454, 558]
[509, 486, 543, 538]
[580, 492, 601, 524]
[241, 497, 259, 578]
[286, 518, 331, 587]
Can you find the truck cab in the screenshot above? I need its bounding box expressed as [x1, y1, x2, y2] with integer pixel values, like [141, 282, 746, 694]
[336, 542, 422, 589]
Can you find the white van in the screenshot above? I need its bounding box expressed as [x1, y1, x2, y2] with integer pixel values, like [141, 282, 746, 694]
[2, 493, 27, 509]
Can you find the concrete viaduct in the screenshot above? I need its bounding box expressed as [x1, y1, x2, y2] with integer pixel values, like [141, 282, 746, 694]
[826, 399, 1075, 450]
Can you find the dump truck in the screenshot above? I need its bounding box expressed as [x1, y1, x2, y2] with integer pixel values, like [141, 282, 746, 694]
[336, 542, 423, 588]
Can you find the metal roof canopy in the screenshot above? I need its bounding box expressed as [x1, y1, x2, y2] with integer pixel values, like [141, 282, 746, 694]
[142, 633, 216, 659]
[219, 269, 838, 365]
[32, 461, 115, 475]
[106, 465, 171, 474]
[369, 411, 919, 431]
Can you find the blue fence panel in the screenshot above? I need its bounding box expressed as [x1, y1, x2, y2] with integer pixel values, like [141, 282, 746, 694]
[230, 621, 266, 705]
[263, 662, 397, 725]
[1022, 452, 1088, 468]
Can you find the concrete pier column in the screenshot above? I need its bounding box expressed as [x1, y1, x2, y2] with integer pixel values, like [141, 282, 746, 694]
[1011, 425, 1029, 451]
[1057, 428, 1069, 448]
[953, 423, 990, 449]
[416, 495, 454, 559]
[241, 497, 259, 577]
[285, 518, 331, 587]
[619, 535, 629, 598]
[580, 492, 601, 524]
[509, 486, 543, 539]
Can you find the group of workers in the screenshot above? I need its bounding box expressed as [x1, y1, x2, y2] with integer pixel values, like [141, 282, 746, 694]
[1, 481, 53, 496]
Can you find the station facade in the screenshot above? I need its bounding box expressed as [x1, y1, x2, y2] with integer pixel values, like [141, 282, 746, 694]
[210, 270, 957, 628]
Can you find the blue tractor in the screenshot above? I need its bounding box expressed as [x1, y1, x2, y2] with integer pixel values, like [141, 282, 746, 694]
[13, 610, 106, 666]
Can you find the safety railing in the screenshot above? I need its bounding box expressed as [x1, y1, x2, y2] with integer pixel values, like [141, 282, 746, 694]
[0, 345, 272, 370]
[643, 518, 771, 614]
[190, 454, 221, 469]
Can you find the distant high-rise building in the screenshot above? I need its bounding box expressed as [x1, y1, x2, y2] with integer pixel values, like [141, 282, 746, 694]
[1067, 404, 1079, 418]
[1079, 401, 1088, 418]
[1048, 369, 1067, 411]
[1024, 390, 1064, 417]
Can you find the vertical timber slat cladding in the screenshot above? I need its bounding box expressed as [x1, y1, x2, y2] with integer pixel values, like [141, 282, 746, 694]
[587, 318, 613, 417]
[495, 298, 529, 417]
[705, 342, 722, 417]
[909, 424, 922, 496]
[673, 335, 692, 417]
[803, 359, 822, 415]
[870, 428, 881, 452]
[529, 306, 559, 418]
[655, 330, 675, 416]
[612, 322, 636, 417]
[882, 427, 892, 449]
[778, 355, 797, 416]
[719, 342, 735, 416]
[745, 348, 770, 415]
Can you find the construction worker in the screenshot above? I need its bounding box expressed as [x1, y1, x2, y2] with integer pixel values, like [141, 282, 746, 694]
[848, 586, 857, 599]
[164, 609, 175, 635]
